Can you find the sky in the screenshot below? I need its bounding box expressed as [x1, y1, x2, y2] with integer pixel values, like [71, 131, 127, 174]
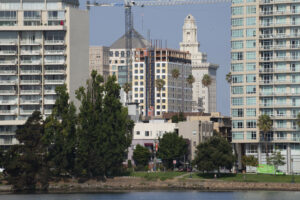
[79, 0, 231, 116]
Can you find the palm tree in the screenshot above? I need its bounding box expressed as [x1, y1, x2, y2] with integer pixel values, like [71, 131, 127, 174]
[123, 82, 131, 103]
[296, 112, 300, 128]
[186, 74, 195, 85]
[201, 74, 212, 112]
[226, 72, 232, 84]
[155, 78, 165, 116]
[258, 114, 273, 159]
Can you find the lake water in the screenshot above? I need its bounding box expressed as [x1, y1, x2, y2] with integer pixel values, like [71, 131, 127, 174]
[0, 191, 300, 200]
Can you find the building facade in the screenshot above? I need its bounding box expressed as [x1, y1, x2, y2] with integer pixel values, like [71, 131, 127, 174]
[0, 0, 89, 146]
[89, 46, 110, 81]
[180, 14, 219, 112]
[231, 0, 300, 173]
[133, 48, 193, 116]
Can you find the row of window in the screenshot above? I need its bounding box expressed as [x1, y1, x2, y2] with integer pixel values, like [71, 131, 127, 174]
[232, 74, 256, 83]
[232, 120, 257, 129]
[232, 0, 256, 4]
[232, 51, 256, 61]
[232, 85, 256, 94]
[232, 40, 256, 49]
[232, 6, 256, 15]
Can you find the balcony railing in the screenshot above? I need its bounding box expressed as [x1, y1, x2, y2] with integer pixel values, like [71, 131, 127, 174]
[44, 79, 65, 84]
[44, 40, 65, 45]
[44, 109, 52, 115]
[44, 99, 56, 104]
[44, 90, 56, 94]
[44, 70, 65, 74]
[20, 41, 41, 45]
[0, 41, 17, 45]
[0, 60, 17, 65]
[0, 80, 17, 84]
[21, 60, 41, 65]
[0, 90, 16, 95]
[20, 99, 41, 104]
[20, 50, 41, 55]
[20, 110, 39, 114]
[0, 70, 16, 75]
[0, 50, 16, 55]
[20, 90, 41, 95]
[0, 110, 17, 114]
[0, 100, 17, 105]
[20, 80, 41, 84]
[44, 50, 65, 55]
[20, 70, 41, 75]
[44, 60, 65, 65]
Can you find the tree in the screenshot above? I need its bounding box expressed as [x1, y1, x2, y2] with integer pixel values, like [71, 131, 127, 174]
[171, 112, 186, 123]
[193, 136, 235, 173]
[155, 78, 165, 116]
[171, 68, 180, 79]
[242, 155, 258, 170]
[201, 74, 212, 112]
[157, 132, 188, 169]
[75, 71, 134, 178]
[123, 82, 131, 103]
[267, 149, 285, 175]
[43, 84, 77, 176]
[258, 114, 273, 158]
[3, 111, 49, 192]
[172, 68, 184, 112]
[187, 74, 195, 85]
[133, 144, 151, 169]
[296, 112, 300, 128]
[226, 72, 232, 84]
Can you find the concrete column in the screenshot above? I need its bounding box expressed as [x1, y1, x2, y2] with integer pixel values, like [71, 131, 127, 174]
[257, 143, 262, 164]
[236, 143, 242, 170]
[287, 143, 291, 174]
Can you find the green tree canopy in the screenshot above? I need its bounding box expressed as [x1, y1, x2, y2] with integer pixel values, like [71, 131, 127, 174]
[133, 144, 151, 168]
[267, 150, 285, 174]
[157, 132, 188, 169]
[242, 155, 258, 168]
[3, 111, 49, 192]
[202, 74, 212, 87]
[193, 136, 235, 173]
[171, 112, 186, 123]
[171, 68, 180, 79]
[43, 84, 77, 176]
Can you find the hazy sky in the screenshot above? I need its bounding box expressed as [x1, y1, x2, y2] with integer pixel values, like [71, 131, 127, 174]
[79, 0, 231, 116]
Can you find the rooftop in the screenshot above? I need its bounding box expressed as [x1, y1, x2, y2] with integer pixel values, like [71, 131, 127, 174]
[110, 29, 150, 49]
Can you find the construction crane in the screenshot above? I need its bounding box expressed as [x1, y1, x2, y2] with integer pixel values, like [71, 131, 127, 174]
[86, 0, 230, 81]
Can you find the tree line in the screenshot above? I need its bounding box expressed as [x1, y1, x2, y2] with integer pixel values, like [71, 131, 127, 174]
[0, 71, 134, 192]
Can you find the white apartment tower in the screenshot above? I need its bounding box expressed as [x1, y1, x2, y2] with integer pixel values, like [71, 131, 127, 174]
[180, 14, 219, 113]
[231, 0, 300, 173]
[0, 0, 89, 147]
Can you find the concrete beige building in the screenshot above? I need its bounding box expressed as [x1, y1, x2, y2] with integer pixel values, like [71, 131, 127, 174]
[231, 0, 300, 173]
[89, 46, 110, 81]
[0, 0, 89, 146]
[178, 120, 213, 160]
[180, 14, 219, 112]
[133, 48, 193, 116]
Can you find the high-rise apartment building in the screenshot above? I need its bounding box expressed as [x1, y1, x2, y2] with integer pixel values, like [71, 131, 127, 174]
[231, 0, 300, 173]
[0, 0, 89, 147]
[89, 46, 110, 81]
[133, 48, 193, 116]
[180, 14, 218, 113]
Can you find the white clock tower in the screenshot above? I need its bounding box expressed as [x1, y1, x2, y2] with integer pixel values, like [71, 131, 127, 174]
[179, 14, 219, 113]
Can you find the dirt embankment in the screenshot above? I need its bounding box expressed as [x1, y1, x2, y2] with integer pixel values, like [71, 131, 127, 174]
[1, 177, 300, 193]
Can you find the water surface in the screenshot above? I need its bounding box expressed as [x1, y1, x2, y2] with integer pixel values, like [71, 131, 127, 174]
[0, 191, 300, 200]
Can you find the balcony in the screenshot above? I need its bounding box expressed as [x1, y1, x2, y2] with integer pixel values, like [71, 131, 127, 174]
[0, 60, 17, 65]
[20, 110, 38, 115]
[0, 50, 16, 55]
[44, 99, 56, 104]
[21, 60, 41, 65]
[44, 79, 65, 84]
[20, 50, 41, 55]
[44, 70, 65, 75]
[20, 80, 41, 85]
[0, 70, 16, 75]
[44, 40, 65, 45]
[0, 90, 16, 95]
[20, 99, 41, 105]
[0, 110, 17, 115]
[44, 50, 65, 55]
[0, 100, 17, 105]
[20, 41, 41, 46]
[20, 90, 41, 95]
[44, 60, 65, 65]
[20, 70, 41, 75]
[0, 41, 17, 46]
[44, 89, 56, 95]
[0, 80, 17, 85]
[44, 109, 52, 115]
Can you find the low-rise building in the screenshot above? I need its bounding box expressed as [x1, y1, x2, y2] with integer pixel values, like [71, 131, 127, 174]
[178, 120, 213, 160]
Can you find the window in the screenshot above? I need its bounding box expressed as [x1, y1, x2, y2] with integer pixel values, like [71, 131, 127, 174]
[232, 18, 243, 27]
[246, 51, 256, 60]
[246, 85, 256, 94]
[232, 6, 243, 15]
[246, 63, 256, 71]
[246, 17, 256, 26]
[247, 131, 256, 140]
[246, 28, 256, 37]
[232, 75, 243, 83]
[232, 132, 244, 140]
[231, 41, 243, 49]
[232, 97, 243, 106]
[246, 108, 256, 117]
[246, 120, 256, 128]
[247, 144, 258, 153]
[232, 52, 243, 60]
[232, 109, 244, 117]
[145, 131, 150, 136]
[232, 120, 244, 129]
[246, 74, 256, 82]
[232, 29, 243, 38]
[232, 86, 243, 94]
[246, 6, 256, 14]
[136, 131, 140, 135]
[231, 63, 244, 72]
[246, 40, 256, 48]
